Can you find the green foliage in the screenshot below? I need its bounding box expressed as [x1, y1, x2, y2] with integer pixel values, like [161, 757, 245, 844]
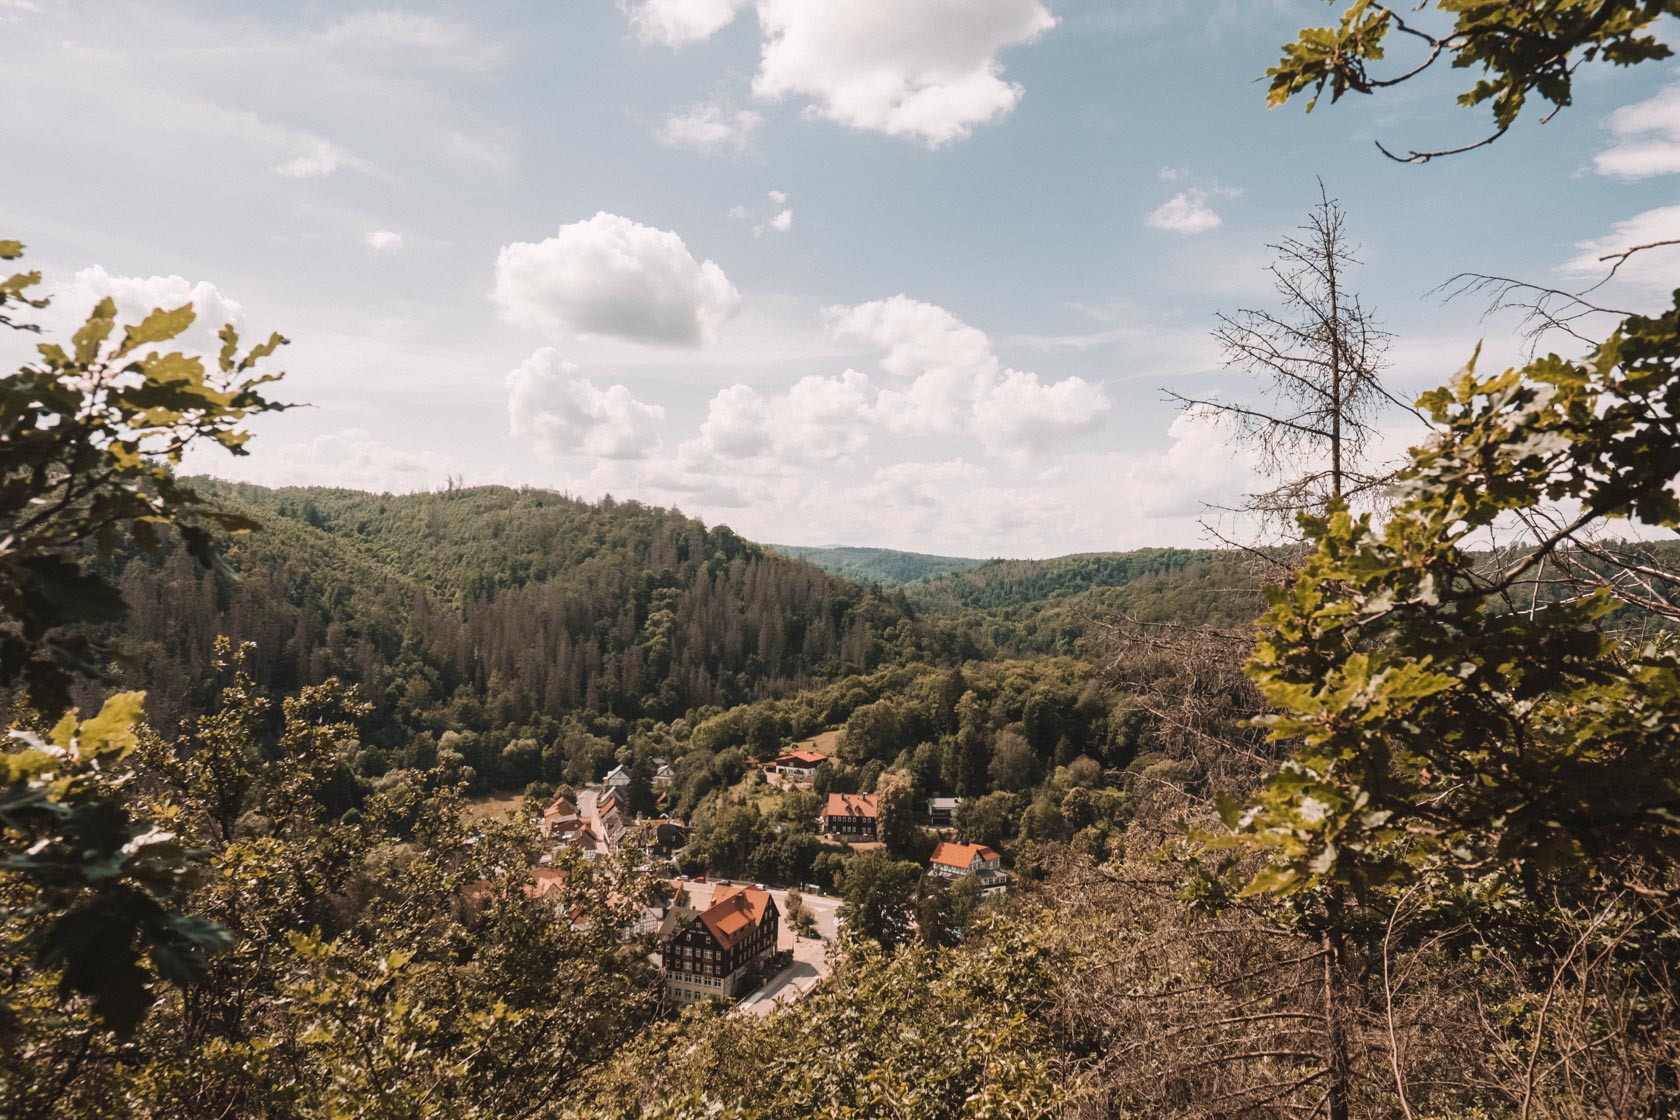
[908, 547, 1214, 615]
[987, 728, 1039, 792]
[0, 239, 49, 331]
[1231, 296, 1680, 896]
[874, 768, 917, 852]
[1, 694, 232, 1037]
[583, 912, 1069, 1119]
[1267, 1, 1676, 158]
[838, 697, 905, 763]
[106, 479, 928, 756]
[837, 850, 923, 948]
[910, 548, 1261, 656]
[957, 792, 1019, 851]
[768, 543, 985, 586]
[0, 244, 289, 713]
[3, 674, 659, 1117]
[0, 241, 286, 1039]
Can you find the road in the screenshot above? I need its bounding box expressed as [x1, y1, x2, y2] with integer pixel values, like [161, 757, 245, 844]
[668, 877, 843, 1016]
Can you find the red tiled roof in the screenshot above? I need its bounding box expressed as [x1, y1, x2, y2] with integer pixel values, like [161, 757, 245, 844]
[464, 867, 570, 904]
[774, 750, 827, 766]
[525, 868, 568, 899]
[697, 885, 775, 949]
[823, 793, 879, 818]
[929, 841, 1000, 869]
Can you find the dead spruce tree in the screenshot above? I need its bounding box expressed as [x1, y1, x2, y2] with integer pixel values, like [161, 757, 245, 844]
[1100, 189, 1402, 1120]
[1172, 185, 1398, 552]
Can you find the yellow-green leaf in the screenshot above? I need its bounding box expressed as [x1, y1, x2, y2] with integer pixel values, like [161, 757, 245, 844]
[117, 303, 196, 357]
[78, 691, 147, 759]
[73, 298, 118, 363]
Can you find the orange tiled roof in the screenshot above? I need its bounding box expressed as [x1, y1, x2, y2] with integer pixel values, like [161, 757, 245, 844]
[929, 841, 1000, 869]
[525, 868, 568, 899]
[823, 793, 879, 818]
[697, 885, 775, 949]
[774, 750, 827, 766]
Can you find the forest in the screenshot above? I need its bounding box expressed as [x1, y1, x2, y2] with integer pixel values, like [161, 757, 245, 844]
[765, 544, 986, 587]
[5, 3, 1680, 1118]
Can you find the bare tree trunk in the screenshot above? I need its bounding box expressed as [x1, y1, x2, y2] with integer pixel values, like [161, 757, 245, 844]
[1323, 183, 1344, 505]
[1166, 186, 1393, 538]
[1323, 921, 1351, 1120]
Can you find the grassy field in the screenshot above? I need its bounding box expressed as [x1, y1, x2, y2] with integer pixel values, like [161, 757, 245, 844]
[461, 793, 526, 827]
[786, 729, 841, 757]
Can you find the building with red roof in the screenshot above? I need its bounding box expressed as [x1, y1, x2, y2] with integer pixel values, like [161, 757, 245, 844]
[821, 792, 879, 840]
[769, 749, 828, 780]
[659, 884, 781, 1006]
[928, 841, 1008, 894]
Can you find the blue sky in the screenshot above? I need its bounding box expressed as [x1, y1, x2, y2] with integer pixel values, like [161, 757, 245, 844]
[3, 0, 1676, 556]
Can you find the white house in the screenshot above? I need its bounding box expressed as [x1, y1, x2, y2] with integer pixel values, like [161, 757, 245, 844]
[769, 750, 826, 781]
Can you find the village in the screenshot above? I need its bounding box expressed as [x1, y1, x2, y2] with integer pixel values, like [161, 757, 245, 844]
[530, 738, 1008, 1014]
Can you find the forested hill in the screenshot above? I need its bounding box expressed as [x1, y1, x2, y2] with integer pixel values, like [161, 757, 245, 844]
[100, 480, 940, 752]
[767, 544, 986, 586]
[902, 549, 1265, 654]
[906, 549, 1218, 613]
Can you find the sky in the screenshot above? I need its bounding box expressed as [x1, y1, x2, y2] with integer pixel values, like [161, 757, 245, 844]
[3, 0, 1677, 557]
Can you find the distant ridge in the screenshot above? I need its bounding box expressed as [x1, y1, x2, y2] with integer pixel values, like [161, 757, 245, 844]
[904, 549, 1220, 614]
[768, 544, 987, 587]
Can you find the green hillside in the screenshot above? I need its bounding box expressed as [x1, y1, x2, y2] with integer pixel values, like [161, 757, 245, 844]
[98, 480, 930, 772]
[767, 543, 986, 586]
[905, 549, 1215, 613]
[899, 549, 1265, 655]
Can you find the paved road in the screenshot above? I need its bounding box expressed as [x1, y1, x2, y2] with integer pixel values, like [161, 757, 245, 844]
[668, 878, 843, 1016]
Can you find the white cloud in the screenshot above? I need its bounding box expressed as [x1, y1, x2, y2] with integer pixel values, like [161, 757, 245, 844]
[364, 229, 404, 251]
[189, 427, 466, 493]
[507, 347, 666, 460]
[828, 295, 1111, 457]
[774, 370, 873, 458]
[317, 10, 501, 67]
[756, 208, 794, 236]
[274, 138, 372, 179]
[1147, 189, 1223, 234]
[1594, 83, 1680, 179]
[831, 296, 995, 385]
[686, 369, 874, 465]
[737, 190, 796, 235]
[832, 296, 995, 433]
[657, 98, 765, 154]
[574, 400, 1274, 558]
[752, 0, 1057, 146]
[622, 0, 750, 45]
[43, 266, 246, 358]
[492, 212, 742, 347]
[692, 383, 774, 458]
[444, 130, 512, 170]
[1157, 165, 1189, 181]
[1131, 405, 1259, 517]
[972, 367, 1110, 459]
[1561, 204, 1680, 292]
